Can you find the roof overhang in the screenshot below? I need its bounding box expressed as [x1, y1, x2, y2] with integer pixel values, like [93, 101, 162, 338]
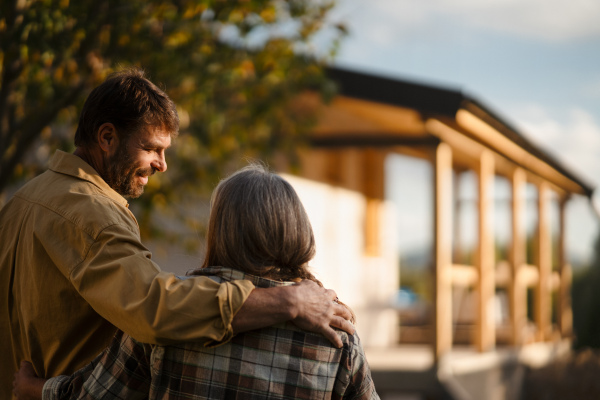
[306, 67, 594, 198]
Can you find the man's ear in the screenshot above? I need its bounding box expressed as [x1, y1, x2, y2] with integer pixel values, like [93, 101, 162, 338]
[96, 123, 119, 154]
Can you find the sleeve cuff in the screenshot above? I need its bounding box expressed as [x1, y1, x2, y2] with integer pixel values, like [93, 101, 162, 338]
[205, 279, 255, 347]
[42, 375, 70, 400]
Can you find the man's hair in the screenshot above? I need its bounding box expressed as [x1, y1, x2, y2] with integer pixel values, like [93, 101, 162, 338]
[202, 163, 317, 282]
[74, 68, 179, 147]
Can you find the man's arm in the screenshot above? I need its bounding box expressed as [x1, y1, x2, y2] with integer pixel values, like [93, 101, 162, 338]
[75, 225, 353, 348]
[70, 223, 255, 346]
[14, 332, 151, 400]
[13, 362, 44, 400]
[232, 279, 355, 348]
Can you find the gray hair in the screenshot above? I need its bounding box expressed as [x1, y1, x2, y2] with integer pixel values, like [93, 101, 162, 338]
[202, 163, 317, 282]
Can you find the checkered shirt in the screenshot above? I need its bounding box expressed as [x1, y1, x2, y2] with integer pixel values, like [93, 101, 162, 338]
[43, 267, 379, 399]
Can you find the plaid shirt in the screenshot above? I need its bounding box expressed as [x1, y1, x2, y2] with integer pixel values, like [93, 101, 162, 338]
[43, 267, 379, 399]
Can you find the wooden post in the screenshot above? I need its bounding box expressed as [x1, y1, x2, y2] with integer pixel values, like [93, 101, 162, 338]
[434, 142, 453, 360]
[558, 196, 573, 337]
[339, 148, 364, 193]
[509, 168, 527, 346]
[363, 149, 385, 257]
[536, 182, 552, 341]
[476, 150, 495, 352]
[325, 149, 343, 185]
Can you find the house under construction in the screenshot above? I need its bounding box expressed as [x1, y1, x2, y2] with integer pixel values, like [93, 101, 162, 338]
[281, 67, 594, 400]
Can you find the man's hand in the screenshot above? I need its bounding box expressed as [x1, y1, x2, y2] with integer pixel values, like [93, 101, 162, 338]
[232, 280, 355, 348]
[289, 280, 355, 348]
[13, 361, 45, 400]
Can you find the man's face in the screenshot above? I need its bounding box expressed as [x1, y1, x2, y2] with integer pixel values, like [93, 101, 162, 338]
[104, 126, 171, 198]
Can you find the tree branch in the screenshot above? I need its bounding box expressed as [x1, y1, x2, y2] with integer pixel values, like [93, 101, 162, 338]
[0, 82, 85, 191]
[0, 0, 26, 150]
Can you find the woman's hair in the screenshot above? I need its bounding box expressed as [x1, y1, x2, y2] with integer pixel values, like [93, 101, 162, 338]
[201, 163, 317, 282]
[199, 163, 355, 323]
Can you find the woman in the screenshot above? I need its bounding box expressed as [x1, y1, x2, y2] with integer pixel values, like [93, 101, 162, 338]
[14, 164, 378, 400]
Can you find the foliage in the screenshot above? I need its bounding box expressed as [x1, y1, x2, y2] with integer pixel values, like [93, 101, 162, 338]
[0, 0, 344, 240]
[572, 230, 600, 349]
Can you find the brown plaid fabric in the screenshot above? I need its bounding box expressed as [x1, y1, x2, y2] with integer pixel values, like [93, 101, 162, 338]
[43, 267, 379, 399]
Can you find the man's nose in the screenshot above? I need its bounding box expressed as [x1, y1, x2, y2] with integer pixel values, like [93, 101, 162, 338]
[151, 152, 167, 172]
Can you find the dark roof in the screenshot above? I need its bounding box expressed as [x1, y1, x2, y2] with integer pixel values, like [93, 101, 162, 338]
[325, 66, 594, 197]
[326, 66, 464, 117]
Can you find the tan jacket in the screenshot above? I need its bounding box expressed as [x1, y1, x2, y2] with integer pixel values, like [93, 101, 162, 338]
[0, 151, 254, 397]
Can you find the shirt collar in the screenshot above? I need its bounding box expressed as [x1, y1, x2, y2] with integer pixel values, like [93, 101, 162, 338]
[48, 150, 129, 208]
[189, 266, 296, 289]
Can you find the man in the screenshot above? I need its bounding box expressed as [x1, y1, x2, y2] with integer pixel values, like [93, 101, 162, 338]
[0, 68, 353, 397]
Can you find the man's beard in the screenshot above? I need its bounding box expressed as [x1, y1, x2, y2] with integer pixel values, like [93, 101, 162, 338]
[103, 144, 155, 199]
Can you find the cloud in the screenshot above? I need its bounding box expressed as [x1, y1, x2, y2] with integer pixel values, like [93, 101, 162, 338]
[330, 0, 433, 46]
[336, 0, 600, 43]
[511, 104, 600, 187]
[441, 0, 600, 42]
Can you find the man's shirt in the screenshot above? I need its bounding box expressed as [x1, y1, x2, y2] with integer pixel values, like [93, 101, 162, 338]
[43, 267, 379, 400]
[0, 151, 254, 397]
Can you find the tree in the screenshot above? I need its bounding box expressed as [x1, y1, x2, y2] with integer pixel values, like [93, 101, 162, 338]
[0, 0, 344, 239]
[572, 229, 600, 349]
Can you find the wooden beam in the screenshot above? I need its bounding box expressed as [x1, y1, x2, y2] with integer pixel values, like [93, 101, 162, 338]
[309, 135, 440, 148]
[347, 149, 365, 191]
[426, 118, 487, 170]
[425, 118, 567, 197]
[325, 150, 343, 186]
[510, 168, 527, 345]
[311, 94, 427, 135]
[536, 182, 552, 341]
[365, 199, 381, 257]
[559, 264, 573, 337]
[298, 148, 330, 183]
[363, 149, 385, 200]
[364, 149, 385, 257]
[456, 110, 586, 195]
[451, 264, 478, 287]
[558, 197, 573, 337]
[434, 142, 453, 360]
[518, 265, 540, 287]
[476, 150, 496, 352]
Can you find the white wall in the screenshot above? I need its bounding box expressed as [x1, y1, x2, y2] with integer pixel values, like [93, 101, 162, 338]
[283, 174, 400, 348]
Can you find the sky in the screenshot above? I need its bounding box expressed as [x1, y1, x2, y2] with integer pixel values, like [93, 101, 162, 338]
[325, 0, 600, 265]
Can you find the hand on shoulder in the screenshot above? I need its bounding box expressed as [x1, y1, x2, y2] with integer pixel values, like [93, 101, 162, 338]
[289, 280, 355, 348]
